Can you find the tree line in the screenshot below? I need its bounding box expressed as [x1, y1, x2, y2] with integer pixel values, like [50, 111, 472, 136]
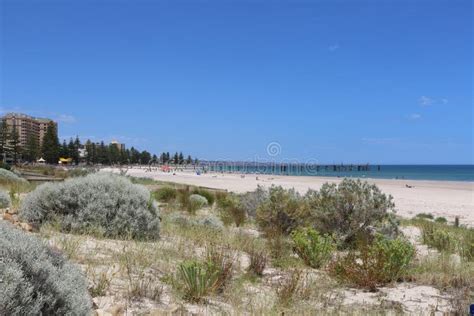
[0, 119, 197, 165]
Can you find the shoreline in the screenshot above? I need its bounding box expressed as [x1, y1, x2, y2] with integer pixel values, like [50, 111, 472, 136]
[103, 167, 474, 227]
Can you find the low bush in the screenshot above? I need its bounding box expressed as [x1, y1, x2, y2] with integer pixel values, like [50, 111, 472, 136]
[167, 212, 224, 231]
[256, 186, 307, 236]
[416, 220, 474, 261]
[329, 235, 415, 290]
[276, 269, 306, 307]
[238, 186, 268, 218]
[196, 215, 225, 231]
[216, 193, 246, 227]
[154, 186, 177, 202]
[176, 260, 219, 302]
[291, 227, 336, 268]
[0, 168, 28, 185]
[416, 213, 434, 220]
[0, 161, 11, 170]
[188, 194, 208, 213]
[66, 168, 95, 178]
[0, 222, 92, 315]
[177, 186, 192, 211]
[0, 190, 11, 208]
[192, 188, 215, 206]
[19, 173, 160, 240]
[306, 179, 398, 248]
[206, 245, 235, 292]
[434, 216, 448, 224]
[246, 247, 268, 276]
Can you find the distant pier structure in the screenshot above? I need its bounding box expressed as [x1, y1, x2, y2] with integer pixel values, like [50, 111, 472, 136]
[204, 162, 381, 176]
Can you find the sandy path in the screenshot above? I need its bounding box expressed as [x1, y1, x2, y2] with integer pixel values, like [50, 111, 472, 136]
[104, 167, 474, 227]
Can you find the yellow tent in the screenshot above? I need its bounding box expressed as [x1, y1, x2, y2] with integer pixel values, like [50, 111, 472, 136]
[59, 157, 73, 164]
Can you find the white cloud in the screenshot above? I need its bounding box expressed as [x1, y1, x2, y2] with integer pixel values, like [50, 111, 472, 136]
[408, 113, 421, 120]
[419, 96, 434, 106]
[441, 98, 449, 104]
[328, 44, 339, 52]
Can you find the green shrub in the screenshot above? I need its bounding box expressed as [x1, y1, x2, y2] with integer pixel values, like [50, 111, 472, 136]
[217, 193, 246, 227]
[177, 186, 192, 211]
[460, 230, 474, 261]
[154, 186, 177, 202]
[167, 213, 224, 231]
[19, 173, 160, 240]
[434, 217, 448, 224]
[0, 168, 28, 185]
[176, 260, 218, 302]
[291, 227, 336, 268]
[416, 220, 474, 261]
[188, 194, 208, 213]
[329, 235, 415, 290]
[0, 161, 11, 170]
[306, 179, 398, 247]
[256, 186, 307, 235]
[238, 186, 268, 218]
[419, 221, 457, 253]
[192, 188, 215, 206]
[416, 213, 434, 220]
[196, 215, 224, 231]
[0, 222, 92, 315]
[0, 190, 11, 208]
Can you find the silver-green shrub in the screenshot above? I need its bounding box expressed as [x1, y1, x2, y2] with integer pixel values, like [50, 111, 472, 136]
[305, 179, 398, 247]
[238, 185, 268, 218]
[196, 215, 224, 230]
[0, 221, 92, 315]
[19, 173, 160, 240]
[0, 168, 28, 184]
[188, 194, 208, 213]
[0, 190, 11, 208]
[168, 212, 224, 231]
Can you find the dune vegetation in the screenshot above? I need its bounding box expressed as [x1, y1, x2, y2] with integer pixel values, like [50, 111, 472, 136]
[1, 172, 472, 315]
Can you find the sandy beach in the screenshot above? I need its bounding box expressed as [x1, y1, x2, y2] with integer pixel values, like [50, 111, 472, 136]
[104, 167, 474, 227]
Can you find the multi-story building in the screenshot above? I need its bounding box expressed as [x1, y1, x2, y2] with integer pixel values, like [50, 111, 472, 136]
[110, 140, 125, 152]
[1, 113, 56, 147]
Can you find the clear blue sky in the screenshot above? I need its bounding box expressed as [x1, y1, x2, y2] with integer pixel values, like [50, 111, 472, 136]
[1, 0, 472, 164]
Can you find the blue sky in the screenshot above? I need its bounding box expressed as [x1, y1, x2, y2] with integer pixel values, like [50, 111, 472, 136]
[1, 0, 472, 164]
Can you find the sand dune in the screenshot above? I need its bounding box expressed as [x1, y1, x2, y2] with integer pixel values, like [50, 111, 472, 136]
[104, 167, 474, 227]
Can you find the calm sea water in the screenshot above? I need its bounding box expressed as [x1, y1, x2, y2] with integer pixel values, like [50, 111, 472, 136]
[205, 164, 474, 182]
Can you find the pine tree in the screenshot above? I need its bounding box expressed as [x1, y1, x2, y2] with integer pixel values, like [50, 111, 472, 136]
[68, 138, 75, 159]
[41, 121, 60, 164]
[10, 124, 21, 164]
[24, 132, 40, 162]
[73, 136, 81, 165]
[0, 119, 10, 162]
[85, 140, 93, 165]
[60, 140, 69, 158]
[186, 155, 192, 165]
[108, 143, 120, 164]
[140, 150, 151, 164]
[173, 152, 179, 165]
[178, 152, 184, 165]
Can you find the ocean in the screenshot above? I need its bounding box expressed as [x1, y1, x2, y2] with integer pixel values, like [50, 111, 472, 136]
[203, 164, 474, 182]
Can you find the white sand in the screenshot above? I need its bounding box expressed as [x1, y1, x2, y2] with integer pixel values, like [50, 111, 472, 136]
[104, 167, 474, 227]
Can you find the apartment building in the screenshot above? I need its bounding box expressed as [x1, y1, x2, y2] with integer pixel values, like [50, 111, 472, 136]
[1, 113, 56, 147]
[110, 140, 125, 152]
